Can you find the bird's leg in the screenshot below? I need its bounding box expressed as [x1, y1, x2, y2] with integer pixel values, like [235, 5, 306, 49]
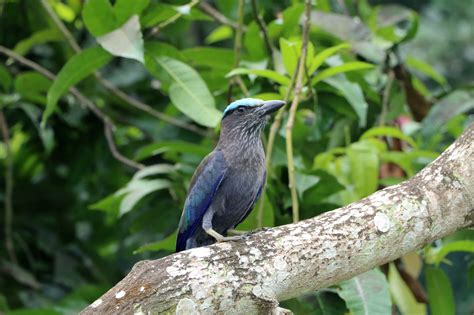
[202, 210, 246, 242]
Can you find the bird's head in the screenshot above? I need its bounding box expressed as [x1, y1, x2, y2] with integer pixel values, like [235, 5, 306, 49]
[220, 98, 285, 141]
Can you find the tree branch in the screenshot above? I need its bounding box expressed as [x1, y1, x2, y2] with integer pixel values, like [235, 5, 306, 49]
[285, 0, 312, 223]
[80, 125, 474, 315]
[198, 2, 239, 29]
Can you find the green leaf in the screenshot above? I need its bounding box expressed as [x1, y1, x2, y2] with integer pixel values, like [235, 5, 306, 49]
[324, 76, 368, 127]
[282, 4, 304, 37]
[151, 56, 220, 127]
[97, 15, 144, 63]
[226, 68, 291, 85]
[140, 2, 176, 28]
[360, 126, 418, 149]
[14, 71, 52, 104]
[426, 267, 455, 315]
[388, 263, 426, 315]
[205, 25, 233, 44]
[135, 140, 209, 161]
[82, 0, 118, 36]
[0, 64, 12, 92]
[119, 179, 171, 216]
[309, 43, 351, 74]
[280, 38, 299, 76]
[43, 46, 113, 125]
[312, 62, 374, 85]
[244, 22, 267, 61]
[13, 28, 62, 56]
[113, 0, 149, 26]
[134, 232, 176, 254]
[338, 269, 392, 315]
[182, 47, 235, 72]
[132, 164, 175, 180]
[347, 140, 379, 198]
[406, 56, 447, 87]
[427, 241, 474, 266]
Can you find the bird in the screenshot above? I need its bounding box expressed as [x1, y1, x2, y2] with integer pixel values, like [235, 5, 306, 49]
[176, 98, 285, 252]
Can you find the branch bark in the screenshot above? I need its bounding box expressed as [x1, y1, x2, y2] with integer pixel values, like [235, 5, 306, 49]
[81, 124, 474, 314]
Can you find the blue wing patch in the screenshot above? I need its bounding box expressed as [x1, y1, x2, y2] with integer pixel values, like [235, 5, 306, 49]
[176, 150, 227, 252]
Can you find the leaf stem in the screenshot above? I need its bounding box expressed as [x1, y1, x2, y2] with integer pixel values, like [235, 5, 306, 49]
[198, 2, 240, 29]
[285, 0, 312, 223]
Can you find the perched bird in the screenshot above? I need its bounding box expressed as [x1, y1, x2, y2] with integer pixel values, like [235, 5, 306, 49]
[176, 98, 285, 252]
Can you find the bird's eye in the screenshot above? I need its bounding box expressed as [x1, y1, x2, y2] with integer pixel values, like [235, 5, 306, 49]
[237, 106, 246, 113]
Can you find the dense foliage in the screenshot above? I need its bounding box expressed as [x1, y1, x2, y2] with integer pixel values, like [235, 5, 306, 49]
[0, 0, 473, 314]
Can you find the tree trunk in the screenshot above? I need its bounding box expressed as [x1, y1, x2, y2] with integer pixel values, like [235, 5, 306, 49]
[81, 124, 473, 314]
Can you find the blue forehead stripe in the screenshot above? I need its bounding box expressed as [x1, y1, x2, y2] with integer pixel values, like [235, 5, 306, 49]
[223, 98, 264, 116]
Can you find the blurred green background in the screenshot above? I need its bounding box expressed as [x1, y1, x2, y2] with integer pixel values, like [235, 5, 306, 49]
[0, 0, 473, 314]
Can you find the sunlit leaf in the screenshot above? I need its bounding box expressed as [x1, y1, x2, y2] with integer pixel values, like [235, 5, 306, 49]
[312, 62, 374, 85]
[347, 140, 379, 198]
[426, 241, 474, 266]
[309, 43, 350, 74]
[338, 269, 392, 315]
[388, 263, 426, 314]
[119, 179, 171, 216]
[140, 2, 175, 28]
[361, 126, 418, 148]
[205, 25, 233, 44]
[426, 267, 455, 315]
[132, 164, 175, 180]
[97, 15, 144, 63]
[150, 56, 221, 127]
[280, 38, 299, 76]
[227, 68, 291, 85]
[43, 46, 113, 125]
[113, 0, 149, 26]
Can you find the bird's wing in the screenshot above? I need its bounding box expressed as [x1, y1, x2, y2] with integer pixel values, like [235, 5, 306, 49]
[234, 170, 266, 228]
[176, 150, 227, 252]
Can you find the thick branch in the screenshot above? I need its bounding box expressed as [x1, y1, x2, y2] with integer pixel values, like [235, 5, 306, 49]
[81, 124, 473, 314]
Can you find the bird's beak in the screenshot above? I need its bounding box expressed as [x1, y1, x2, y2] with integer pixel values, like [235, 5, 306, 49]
[257, 100, 286, 116]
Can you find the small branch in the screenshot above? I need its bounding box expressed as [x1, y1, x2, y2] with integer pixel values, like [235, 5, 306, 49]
[104, 119, 144, 170]
[250, 0, 274, 68]
[147, 0, 200, 38]
[285, 0, 312, 223]
[198, 2, 239, 29]
[0, 110, 17, 264]
[39, 0, 81, 53]
[227, 0, 246, 101]
[0, 46, 143, 170]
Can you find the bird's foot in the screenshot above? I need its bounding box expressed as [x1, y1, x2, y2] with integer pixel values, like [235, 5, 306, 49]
[205, 228, 246, 242]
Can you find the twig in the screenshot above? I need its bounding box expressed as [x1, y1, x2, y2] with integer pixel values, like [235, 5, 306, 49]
[104, 119, 144, 170]
[250, 0, 274, 68]
[379, 70, 394, 126]
[0, 110, 17, 263]
[0, 46, 143, 170]
[147, 0, 200, 38]
[198, 2, 239, 29]
[39, 0, 81, 53]
[285, 0, 312, 223]
[39, 0, 206, 136]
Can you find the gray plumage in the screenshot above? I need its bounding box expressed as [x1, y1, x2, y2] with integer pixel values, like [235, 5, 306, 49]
[176, 98, 285, 252]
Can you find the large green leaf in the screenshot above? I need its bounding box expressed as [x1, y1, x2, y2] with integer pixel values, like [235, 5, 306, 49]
[14, 72, 51, 104]
[152, 56, 221, 127]
[360, 126, 418, 148]
[134, 232, 176, 254]
[426, 267, 455, 315]
[426, 240, 474, 265]
[42, 46, 113, 125]
[0, 64, 12, 92]
[140, 2, 176, 28]
[347, 140, 380, 199]
[119, 179, 170, 216]
[338, 269, 392, 315]
[406, 56, 447, 87]
[13, 28, 62, 56]
[280, 38, 299, 76]
[82, 0, 118, 36]
[324, 76, 368, 127]
[205, 25, 233, 44]
[182, 47, 235, 72]
[309, 43, 350, 74]
[312, 61, 374, 85]
[226, 68, 291, 85]
[113, 0, 149, 26]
